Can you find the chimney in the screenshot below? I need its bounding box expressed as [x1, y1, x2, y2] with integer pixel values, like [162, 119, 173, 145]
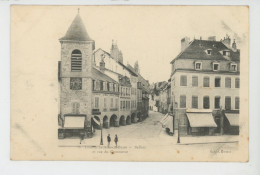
[100, 60, 105, 71]
[181, 37, 190, 51]
[208, 36, 216, 41]
[222, 35, 231, 46]
[232, 39, 237, 51]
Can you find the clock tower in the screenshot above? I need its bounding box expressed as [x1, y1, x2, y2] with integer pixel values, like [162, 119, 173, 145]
[58, 12, 95, 132]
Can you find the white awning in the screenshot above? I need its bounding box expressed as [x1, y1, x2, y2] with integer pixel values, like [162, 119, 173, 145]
[93, 117, 101, 126]
[225, 113, 239, 126]
[186, 112, 217, 127]
[64, 116, 85, 129]
[163, 115, 174, 132]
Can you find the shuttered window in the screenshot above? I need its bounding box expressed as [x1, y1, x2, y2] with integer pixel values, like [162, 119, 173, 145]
[192, 96, 198, 109]
[235, 78, 240, 88]
[203, 77, 210, 87]
[180, 75, 187, 86]
[203, 96, 210, 109]
[215, 96, 221, 109]
[192, 76, 198, 87]
[225, 77, 231, 88]
[180, 95, 186, 108]
[235, 97, 239, 109]
[72, 102, 80, 114]
[71, 49, 82, 71]
[225, 96, 231, 110]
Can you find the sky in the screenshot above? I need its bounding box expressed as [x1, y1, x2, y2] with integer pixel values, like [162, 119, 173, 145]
[11, 6, 248, 84]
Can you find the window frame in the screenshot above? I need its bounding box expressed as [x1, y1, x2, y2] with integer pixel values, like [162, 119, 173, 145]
[230, 63, 237, 72]
[214, 96, 221, 109]
[203, 96, 210, 109]
[195, 62, 202, 70]
[192, 76, 198, 87]
[180, 75, 187, 86]
[213, 62, 220, 71]
[225, 77, 231, 88]
[180, 95, 186, 108]
[191, 96, 198, 109]
[203, 76, 210, 87]
[215, 77, 221, 87]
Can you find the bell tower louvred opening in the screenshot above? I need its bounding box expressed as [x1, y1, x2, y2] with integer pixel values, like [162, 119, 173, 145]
[71, 49, 82, 72]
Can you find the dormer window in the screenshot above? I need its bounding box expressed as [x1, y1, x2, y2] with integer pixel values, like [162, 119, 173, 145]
[223, 50, 230, 57]
[195, 62, 202, 70]
[206, 49, 212, 55]
[230, 63, 237, 72]
[213, 62, 220, 71]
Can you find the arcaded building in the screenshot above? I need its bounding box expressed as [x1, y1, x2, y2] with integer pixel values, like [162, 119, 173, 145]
[58, 12, 150, 138]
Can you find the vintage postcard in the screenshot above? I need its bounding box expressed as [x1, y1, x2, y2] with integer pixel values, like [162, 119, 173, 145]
[11, 5, 249, 161]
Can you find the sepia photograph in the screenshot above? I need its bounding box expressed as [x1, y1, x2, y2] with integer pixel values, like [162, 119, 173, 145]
[10, 5, 249, 161]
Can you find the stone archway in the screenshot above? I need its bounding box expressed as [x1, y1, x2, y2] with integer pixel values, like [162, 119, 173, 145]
[92, 116, 101, 129]
[131, 113, 137, 123]
[119, 115, 126, 126]
[137, 112, 142, 122]
[103, 116, 109, 128]
[126, 115, 131, 125]
[110, 114, 118, 127]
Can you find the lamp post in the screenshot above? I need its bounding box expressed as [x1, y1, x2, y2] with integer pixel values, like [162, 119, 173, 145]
[100, 122, 103, 145]
[177, 121, 180, 143]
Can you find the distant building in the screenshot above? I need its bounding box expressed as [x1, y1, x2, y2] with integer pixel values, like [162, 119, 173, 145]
[58, 12, 150, 139]
[170, 36, 240, 136]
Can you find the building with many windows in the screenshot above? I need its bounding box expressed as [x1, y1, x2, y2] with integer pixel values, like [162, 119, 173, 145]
[58, 12, 149, 139]
[170, 36, 240, 136]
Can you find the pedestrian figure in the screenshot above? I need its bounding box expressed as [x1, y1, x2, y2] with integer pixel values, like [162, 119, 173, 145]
[114, 134, 118, 147]
[107, 134, 111, 147]
[79, 132, 85, 144]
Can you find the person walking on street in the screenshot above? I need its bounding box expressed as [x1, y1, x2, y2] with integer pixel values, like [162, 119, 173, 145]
[107, 134, 111, 147]
[114, 134, 118, 147]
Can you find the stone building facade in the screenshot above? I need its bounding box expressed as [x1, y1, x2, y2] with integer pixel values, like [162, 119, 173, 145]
[58, 12, 150, 138]
[170, 36, 240, 136]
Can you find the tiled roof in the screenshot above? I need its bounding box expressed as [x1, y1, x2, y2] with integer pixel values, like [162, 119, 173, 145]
[171, 39, 240, 63]
[92, 67, 117, 83]
[60, 14, 93, 42]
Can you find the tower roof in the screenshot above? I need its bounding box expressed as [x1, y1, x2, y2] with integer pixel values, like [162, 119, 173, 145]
[60, 13, 93, 42]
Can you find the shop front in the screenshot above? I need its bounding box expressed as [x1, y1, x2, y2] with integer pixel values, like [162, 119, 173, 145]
[58, 114, 87, 139]
[186, 109, 217, 136]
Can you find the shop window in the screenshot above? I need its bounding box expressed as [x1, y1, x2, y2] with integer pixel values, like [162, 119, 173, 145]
[215, 77, 221, 87]
[215, 96, 221, 109]
[180, 75, 187, 86]
[192, 96, 198, 109]
[71, 49, 82, 72]
[225, 77, 231, 88]
[192, 76, 198, 87]
[203, 76, 210, 87]
[225, 96, 231, 110]
[203, 96, 210, 109]
[180, 95, 186, 108]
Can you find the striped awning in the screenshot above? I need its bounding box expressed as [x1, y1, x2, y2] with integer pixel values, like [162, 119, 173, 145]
[225, 113, 239, 126]
[64, 116, 85, 129]
[186, 112, 217, 127]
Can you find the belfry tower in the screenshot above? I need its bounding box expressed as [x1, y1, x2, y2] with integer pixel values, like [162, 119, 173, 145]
[58, 11, 95, 133]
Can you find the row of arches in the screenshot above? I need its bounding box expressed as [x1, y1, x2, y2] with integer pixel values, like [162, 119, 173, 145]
[92, 113, 142, 129]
